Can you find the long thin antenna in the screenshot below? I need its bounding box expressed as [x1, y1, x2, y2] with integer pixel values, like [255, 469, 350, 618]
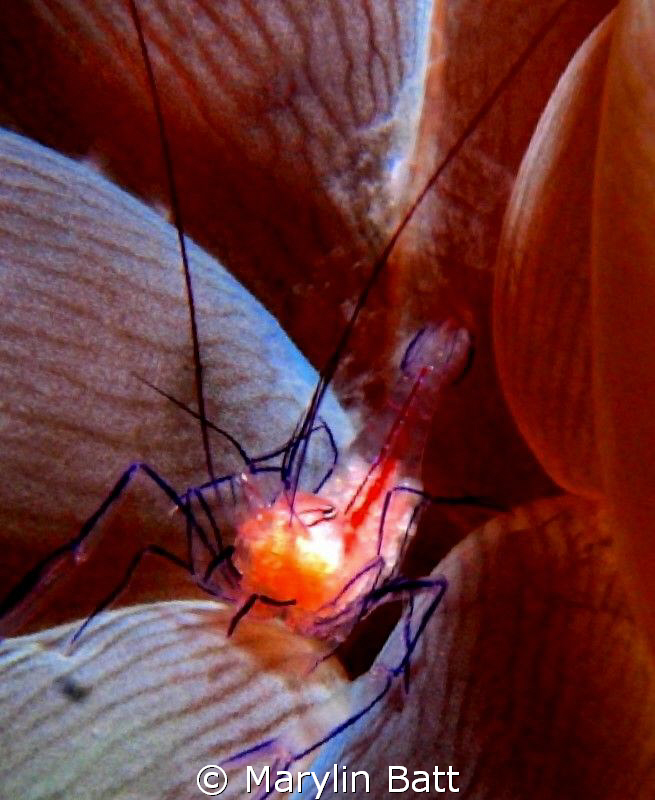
[288, 0, 576, 502]
[127, 0, 216, 488]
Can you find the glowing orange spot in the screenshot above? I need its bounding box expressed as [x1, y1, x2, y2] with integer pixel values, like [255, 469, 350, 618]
[235, 492, 346, 612]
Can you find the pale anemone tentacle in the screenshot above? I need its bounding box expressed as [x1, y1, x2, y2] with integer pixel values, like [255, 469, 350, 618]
[0, 603, 348, 800]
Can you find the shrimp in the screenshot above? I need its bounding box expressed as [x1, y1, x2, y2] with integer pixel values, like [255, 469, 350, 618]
[224, 321, 474, 640]
[0, 315, 476, 647]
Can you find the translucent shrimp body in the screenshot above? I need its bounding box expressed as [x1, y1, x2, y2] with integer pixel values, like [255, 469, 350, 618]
[232, 321, 471, 638]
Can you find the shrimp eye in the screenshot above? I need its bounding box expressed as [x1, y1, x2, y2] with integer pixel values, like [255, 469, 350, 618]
[298, 504, 337, 526]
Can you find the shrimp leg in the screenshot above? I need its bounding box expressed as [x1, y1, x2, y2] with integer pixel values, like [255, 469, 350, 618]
[0, 461, 216, 639]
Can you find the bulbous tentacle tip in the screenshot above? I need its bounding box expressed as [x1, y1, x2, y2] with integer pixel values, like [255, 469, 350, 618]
[591, 0, 655, 653]
[493, 13, 615, 499]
